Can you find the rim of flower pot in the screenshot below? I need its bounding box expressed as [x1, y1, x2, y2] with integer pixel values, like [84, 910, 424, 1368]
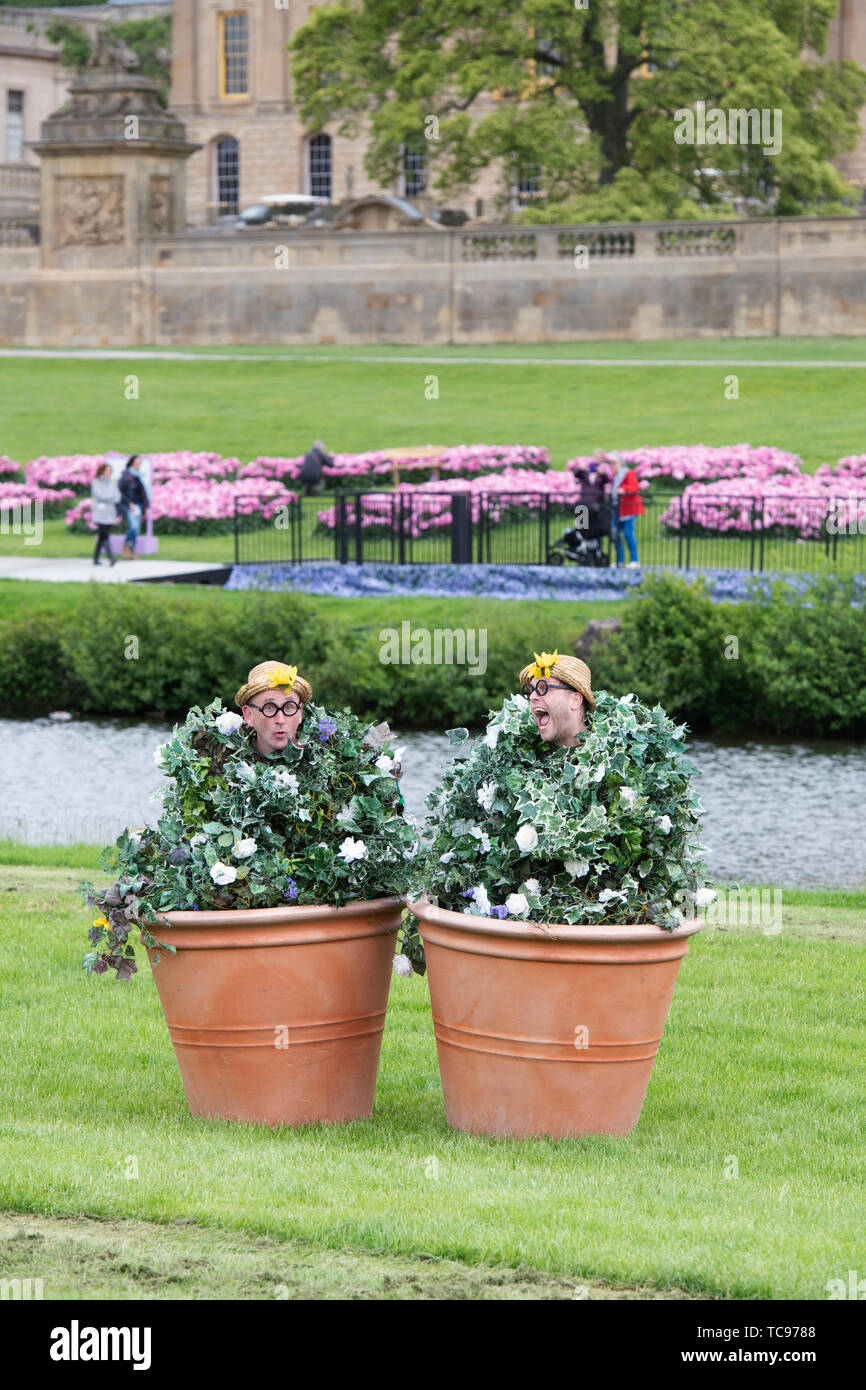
[156, 895, 404, 930]
[407, 896, 702, 943]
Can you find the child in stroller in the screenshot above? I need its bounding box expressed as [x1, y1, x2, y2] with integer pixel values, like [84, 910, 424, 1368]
[547, 461, 611, 567]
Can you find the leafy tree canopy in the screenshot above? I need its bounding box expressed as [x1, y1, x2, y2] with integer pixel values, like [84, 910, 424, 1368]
[289, 0, 866, 220]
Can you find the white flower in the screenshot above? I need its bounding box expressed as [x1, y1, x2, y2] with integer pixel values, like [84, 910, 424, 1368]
[479, 832, 491, 853]
[214, 711, 243, 734]
[694, 887, 717, 908]
[505, 893, 529, 917]
[657, 814, 673, 835]
[439, 850, 455, 863]
[336, 804, 354, 823]
[515, 824, 538, 853]
[593, 763, 606, 783]
[476, 780, 497, 812]
[338, 836, 367, 862]
[619, 693, 636, 706]
[375, 754, 394, 773]
[471, 884, 491, 916]
[522, 878, 541, 895]
[190, 832, 207, 848]
[564, 859, 590, 877]
[599, 888, 627, 904]
[619, 787, 638, 809]
[392, 955, 413, 978]
[273, 768, 299, 796]
[393, 746, 406, 764]
[209, 860, 237, 886]
[483, 725, 501, 750]
[233, 838, 257, 860]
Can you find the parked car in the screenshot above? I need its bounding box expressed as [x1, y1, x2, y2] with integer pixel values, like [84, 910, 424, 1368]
[236, 195, 330, 229]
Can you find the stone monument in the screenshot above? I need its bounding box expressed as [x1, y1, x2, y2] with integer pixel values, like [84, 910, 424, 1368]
[32, 30, 200, 270]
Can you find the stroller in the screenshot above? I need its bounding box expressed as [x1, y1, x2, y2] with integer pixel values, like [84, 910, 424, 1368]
[547, 499, 612, 567]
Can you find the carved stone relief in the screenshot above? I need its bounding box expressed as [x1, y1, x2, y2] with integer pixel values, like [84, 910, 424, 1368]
[57, 175, 124, 247]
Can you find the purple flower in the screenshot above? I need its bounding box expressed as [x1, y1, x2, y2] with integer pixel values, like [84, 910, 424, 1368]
[318, 718, 338, 741]
[462, 888, 475, 898]
[490, 904, 509, 919]
[283, 879, 298, 901]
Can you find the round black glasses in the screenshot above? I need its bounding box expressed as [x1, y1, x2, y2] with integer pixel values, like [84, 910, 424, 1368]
[522, 680, 571, 698]
[247, 699, 300, 718]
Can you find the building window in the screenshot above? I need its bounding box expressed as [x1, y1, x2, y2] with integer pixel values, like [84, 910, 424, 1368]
[308, 133, 332, 200]
[219, 12, 249, 99]
[514, 162, 542, 208]
[402, 143, 427, 198]
[216, 136, 239, 216]
[6, 90, 24, 162]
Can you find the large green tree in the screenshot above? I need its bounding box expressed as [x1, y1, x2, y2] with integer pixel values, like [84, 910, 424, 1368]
[289, 0, 866, 220]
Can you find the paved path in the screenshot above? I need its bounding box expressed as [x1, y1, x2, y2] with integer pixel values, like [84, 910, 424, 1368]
[0, 556, 229, 584]
[0, 348, 863, 368]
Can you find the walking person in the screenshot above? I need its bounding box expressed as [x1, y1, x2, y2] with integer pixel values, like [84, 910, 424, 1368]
[118, 455, 149, 558]
[610, 452, 644, 567]
[90, 463, 119, 567]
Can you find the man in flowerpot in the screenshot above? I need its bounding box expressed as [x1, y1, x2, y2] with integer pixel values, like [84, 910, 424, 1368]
[518, 650, 595, 749]
[231, 659, 404, 783]
[235, 660, 313, 757]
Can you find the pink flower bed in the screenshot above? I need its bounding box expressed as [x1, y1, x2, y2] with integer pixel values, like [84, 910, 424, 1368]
[566, 444, 802, 486]
[65, 477, 298, 536]
[316, 469, 581, 538]
[0, 455, 20, 479]
[0, 480, 77, 518]
[660, 474, 866, 539]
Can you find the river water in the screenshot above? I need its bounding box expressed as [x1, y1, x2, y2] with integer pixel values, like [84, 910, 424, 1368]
[2, 718, 864, 889]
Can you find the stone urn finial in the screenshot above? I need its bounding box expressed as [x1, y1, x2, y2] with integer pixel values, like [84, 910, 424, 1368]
[87, 28, 141, 73]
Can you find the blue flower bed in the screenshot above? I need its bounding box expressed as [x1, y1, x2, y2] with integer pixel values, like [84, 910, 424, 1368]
[224, 562, 866, 605]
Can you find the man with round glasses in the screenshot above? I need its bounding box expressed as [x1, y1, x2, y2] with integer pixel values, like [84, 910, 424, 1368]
[235, 660, 313, 757]
[518, 650, 595, 748]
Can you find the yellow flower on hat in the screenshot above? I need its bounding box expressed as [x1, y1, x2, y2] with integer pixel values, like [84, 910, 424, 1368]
[267, 663, 298, 689]
[528, 650, 559, 681]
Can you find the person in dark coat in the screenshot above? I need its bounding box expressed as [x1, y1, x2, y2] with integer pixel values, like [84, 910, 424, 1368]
[118, 455, 149, 557]
[299, 440, 332, 496]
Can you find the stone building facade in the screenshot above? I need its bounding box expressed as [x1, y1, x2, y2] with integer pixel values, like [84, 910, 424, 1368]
[170, 0, 503, 225]
[172, 0, 866, 226]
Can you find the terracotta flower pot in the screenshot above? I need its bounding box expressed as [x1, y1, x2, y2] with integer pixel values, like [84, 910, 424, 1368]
[146, 898, 402, 1127]
[409, 898, 701, 1140]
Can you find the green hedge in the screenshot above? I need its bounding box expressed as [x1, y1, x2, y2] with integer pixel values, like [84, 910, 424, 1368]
[0, 587, 585, 725]
[588, 573, 866, 736]
[1, 576, 864, 734]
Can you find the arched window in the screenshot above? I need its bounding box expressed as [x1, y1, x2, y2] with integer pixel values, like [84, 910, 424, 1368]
[216, 136, 240, 216]
[308, 134, 332, 200]
[402, 142, 427, 198]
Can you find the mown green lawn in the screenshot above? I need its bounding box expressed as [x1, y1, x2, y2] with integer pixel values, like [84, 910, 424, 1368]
[1, 861, 863, 1301]
[1, 338, 864, 476]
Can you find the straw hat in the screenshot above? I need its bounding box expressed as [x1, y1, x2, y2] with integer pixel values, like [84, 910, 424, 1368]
[235, 660, 313, 709]
[519, 650, 596, 712]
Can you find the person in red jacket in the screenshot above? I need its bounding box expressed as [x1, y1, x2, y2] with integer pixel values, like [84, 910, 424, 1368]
[610, 453, 645, 566]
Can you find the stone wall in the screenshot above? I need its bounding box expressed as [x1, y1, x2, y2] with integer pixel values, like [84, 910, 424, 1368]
[1, 216, 865, 345]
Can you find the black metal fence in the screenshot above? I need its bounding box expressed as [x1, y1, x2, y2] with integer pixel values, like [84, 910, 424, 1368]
[234, 489, 866, 574]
